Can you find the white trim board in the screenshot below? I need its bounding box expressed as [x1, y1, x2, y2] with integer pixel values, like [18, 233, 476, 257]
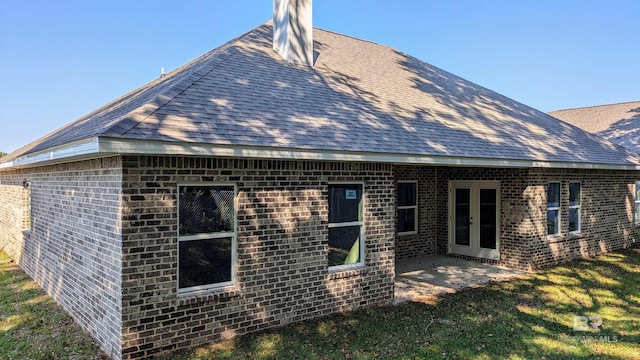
[2, 137, 640, 171]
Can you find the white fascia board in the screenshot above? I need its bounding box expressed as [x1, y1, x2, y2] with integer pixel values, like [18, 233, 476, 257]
[98, 138, 640, 171]
[2, 137, 639, 171]
[0, 138, 101, 170]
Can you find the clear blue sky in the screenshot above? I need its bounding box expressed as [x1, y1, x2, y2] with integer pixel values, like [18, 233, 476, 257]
[1, 0, 638, 154]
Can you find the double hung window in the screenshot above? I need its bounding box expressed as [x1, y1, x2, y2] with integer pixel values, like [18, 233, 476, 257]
[178, 184, 236, 294]
[568, 182, 581, 233]
[328, 184, 364, 269]
[397, 182, 417, 235]
[547, 182, 561, 236]
[635, 181, 640, 225]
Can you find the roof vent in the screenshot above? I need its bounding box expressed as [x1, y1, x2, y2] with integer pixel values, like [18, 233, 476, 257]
[273, 0, 313, 67]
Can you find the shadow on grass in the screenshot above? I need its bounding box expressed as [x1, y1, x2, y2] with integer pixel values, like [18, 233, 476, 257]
[0, 252, 108, 360]
[162, 247, 640, 360]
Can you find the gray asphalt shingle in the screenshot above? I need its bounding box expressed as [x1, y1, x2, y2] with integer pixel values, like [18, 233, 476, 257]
[4, 22, 639, 167]
[550, 101, 640, 154]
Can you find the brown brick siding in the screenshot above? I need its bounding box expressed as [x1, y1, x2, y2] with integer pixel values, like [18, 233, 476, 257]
[526, 168, 640, 269]
[120, 156, 396, 359]
[394, 166, 638, 271]
[436, 167, 640, 270]
[393, 166, 437, 259]
[2, 156, 638, 360]
[0, 179, 29, 257]
[0, 157, 123, 359]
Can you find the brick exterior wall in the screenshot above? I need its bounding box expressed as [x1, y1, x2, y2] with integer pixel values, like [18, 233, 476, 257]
[0, 178, 29, 258]
[2, 156, 638, 359]
[436, 167, 640, 270]
[120, 156, 396, 359]
[393, 166, 437, 259]
[526, 168, 640, 269]
[0, 157, 123, 359]
[435, 167, 532, 269]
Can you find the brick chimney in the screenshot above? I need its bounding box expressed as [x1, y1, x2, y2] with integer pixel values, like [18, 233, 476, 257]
[273, 0, 313, 67]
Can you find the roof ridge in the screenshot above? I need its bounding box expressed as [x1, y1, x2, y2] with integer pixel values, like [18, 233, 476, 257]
[314, 26, 385, 47]
[105, 24, 266, 137]
[549, 100, 640, 113]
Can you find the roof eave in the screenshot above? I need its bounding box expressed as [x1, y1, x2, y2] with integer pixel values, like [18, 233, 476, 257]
[2, 137, 639, 171]
[99, 138, 640, 171]
[0, 138, 103, 170]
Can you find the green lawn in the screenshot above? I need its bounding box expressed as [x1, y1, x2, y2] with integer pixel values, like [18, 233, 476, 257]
[2, 247, 639, 359]
[0, 251, 107, 359]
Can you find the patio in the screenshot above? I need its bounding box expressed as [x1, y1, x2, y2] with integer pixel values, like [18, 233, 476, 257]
[394, 256, 530, 303]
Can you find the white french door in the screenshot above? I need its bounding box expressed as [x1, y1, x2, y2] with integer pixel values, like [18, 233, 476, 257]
[449, 181, 500, 260]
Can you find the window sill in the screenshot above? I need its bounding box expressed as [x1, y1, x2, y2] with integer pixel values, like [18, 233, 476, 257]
[177, 285, 241, 306]
[568, 231, 583, 239]
[327, 266, 367, 280]
[397, 231, 418, 237]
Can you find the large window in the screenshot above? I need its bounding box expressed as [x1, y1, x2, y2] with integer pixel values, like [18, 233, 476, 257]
[568, 182, 581, 233]
[635, 181, 640, 225]
[178, 184, 236, 294]
[547, 182, 560, 236]
[397, 182, 417, 235]
[328, 184, 364, 269]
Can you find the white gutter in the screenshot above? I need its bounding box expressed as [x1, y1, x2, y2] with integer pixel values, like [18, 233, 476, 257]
[0, 138, 101, 170]
[98, 138, 640, 171]
[2, 137, 639, 171]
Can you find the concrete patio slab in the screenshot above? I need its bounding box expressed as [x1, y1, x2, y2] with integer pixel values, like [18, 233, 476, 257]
[394, 256, 531, 303]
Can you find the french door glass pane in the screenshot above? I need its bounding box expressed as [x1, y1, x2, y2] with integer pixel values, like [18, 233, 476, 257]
[179, 237, 232, 289]
[479, 189, 497, 249]
[328, 226, 361, 266]
[455, 188, 470, 246]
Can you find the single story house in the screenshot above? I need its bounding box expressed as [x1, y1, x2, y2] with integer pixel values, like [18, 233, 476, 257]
[1, 1, 639, 359]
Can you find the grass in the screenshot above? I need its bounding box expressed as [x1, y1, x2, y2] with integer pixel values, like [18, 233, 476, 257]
[162, 247, 640, 360]
[2, 248, 639, 359]
[0, 251, 107, 359]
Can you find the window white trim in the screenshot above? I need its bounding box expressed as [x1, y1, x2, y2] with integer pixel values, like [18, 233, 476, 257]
[547, 182, 561, 237]
[327, 182, 365, 271]
[568, 182, 581, 234]
[635, 181, 640, 225]
[448, 180, 501, 261]
[177, 183, 237, 296]
[397, 181, 418, 236]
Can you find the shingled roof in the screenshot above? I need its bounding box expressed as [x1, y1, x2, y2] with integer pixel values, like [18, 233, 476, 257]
[3, 22, 640, 170]
[550, 101, 640, 154]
